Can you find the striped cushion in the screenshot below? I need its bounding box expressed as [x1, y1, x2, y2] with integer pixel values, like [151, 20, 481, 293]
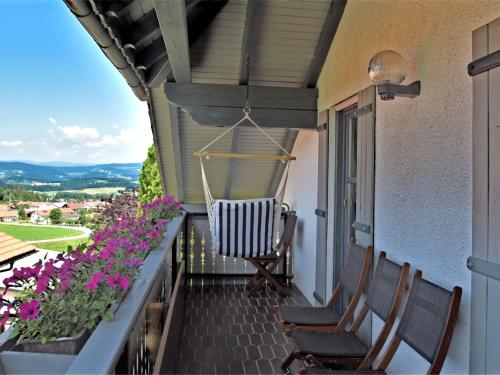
[213, 198, 276, 257]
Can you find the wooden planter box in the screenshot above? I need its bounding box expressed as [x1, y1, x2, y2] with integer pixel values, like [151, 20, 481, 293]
[0, 214, 186, 375]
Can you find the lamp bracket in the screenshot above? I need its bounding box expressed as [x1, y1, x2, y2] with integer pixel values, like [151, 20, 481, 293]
[377, 81, 421, 100]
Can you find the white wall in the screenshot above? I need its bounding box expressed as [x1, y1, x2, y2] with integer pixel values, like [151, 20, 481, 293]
[284, 131, 318, 304]
[286, 1, 500, 373]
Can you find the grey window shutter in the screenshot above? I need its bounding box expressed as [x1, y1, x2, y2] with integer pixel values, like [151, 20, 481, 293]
[470, 16, 500, 374]
[355, 86, 376, 248]
[315, 109, 329, 305]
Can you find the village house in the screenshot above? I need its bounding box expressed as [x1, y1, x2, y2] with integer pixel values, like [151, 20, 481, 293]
[0, 205, 18, 223]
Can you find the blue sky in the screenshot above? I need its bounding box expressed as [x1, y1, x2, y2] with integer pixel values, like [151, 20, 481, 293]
[0, 0, 152, 164]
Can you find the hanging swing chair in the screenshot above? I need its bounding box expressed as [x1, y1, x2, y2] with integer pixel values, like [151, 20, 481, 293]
[194, 54, 296, 260]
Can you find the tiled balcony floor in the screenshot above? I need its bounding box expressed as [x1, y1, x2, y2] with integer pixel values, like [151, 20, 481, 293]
[175, 278, 309, 375]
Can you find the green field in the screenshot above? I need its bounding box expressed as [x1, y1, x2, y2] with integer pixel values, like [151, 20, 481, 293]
[44, 187, 125, 196]
[0, 224, 84, 241]
[37, 238, 90, 252]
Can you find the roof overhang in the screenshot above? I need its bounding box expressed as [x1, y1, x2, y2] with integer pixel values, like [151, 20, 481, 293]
[64, 0, 347, 203]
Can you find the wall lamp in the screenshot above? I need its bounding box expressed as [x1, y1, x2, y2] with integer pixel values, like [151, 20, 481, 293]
[368, 50, 421, 100]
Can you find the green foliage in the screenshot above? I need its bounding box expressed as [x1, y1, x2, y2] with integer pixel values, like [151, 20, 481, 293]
[49, 208, 62, 224]
[76, 208, 88, 225]
[18, 206, 27, 221]
[138, 145, 163, 207]
[0, 187, 43, 203]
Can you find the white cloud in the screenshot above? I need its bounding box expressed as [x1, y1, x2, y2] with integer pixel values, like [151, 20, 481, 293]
[89, 151, 103, 159]
[57, 126, 99, 140]
[0, 102, 152, 163]
[0, 140, 23, 147]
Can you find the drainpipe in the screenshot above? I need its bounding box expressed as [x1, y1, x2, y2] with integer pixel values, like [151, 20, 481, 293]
[64, 0, 148, 101]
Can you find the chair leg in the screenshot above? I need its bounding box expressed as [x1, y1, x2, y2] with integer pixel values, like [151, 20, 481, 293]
[305, 354, 326, 368]
[254, 262, 291, 296]
[281, 350, 299, 371]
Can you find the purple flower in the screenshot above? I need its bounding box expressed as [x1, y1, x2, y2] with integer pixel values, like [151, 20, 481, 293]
[12, 265, 40, 280]
[34, 275, 50, 295]
[18, 300, 41, 320]
[148, 229, 159, 239]
[0, 304, 11, 326]
[137, 241, 150, 251]
[102, 259, 116, 273]
[106, 273, 130, 289]
[123, 258, 143, 268]
[86, 272, 106, 291]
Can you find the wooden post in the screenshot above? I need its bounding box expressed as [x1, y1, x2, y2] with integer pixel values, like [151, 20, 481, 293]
[172, 237, 178, 287]
[183, 214, 189, 279]
[282, 213, 288, 282]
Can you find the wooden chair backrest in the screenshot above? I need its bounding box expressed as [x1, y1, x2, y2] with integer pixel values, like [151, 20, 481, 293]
[329, 244, 373, 331]
[353, 253, 410, 369]
[276, 214, 297, 252]
[374, 271, 462, 374]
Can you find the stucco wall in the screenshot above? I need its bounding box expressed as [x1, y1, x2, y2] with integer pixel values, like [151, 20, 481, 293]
[284, 131, 318, 304]
[286, 1, 500, 373]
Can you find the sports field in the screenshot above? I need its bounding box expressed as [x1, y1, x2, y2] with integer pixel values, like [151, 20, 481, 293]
[0, 224, 84, 241]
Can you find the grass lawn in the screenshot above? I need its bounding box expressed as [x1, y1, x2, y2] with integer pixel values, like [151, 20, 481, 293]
[37, 238, 91, 252]
[0, 224, 84, 241]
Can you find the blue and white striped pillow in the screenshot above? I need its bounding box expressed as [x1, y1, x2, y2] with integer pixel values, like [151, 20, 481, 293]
[213, 198, 276, 257]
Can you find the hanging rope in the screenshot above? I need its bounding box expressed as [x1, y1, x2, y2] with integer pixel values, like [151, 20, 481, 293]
[196, 53, 295, 257]
[244, 52, 251, 114]
[198, 52, 291, 157]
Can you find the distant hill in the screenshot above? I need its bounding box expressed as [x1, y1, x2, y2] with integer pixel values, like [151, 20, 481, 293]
[0, 161, 142, 191]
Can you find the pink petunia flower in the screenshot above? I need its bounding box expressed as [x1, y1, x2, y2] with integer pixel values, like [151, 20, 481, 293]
[148, 230, 159, 239]
[122, 258, 143, 268]
[34, 275, 50, 295]
[119, 275, 130, 289]
[106, 273, 129, 289]
[0, 304, 11, 326]
[18, 300, 41, 320]
[102, 259, 116, 273]
[86, 272, 106, 291]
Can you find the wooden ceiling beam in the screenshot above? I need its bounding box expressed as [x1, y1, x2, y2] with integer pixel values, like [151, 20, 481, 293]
[165, 83, 318, 129]
[305, 0, 347, 88]
[147, 1, 227, 87]
[121, 10, 161, 49]
[153, 0, 191, 83]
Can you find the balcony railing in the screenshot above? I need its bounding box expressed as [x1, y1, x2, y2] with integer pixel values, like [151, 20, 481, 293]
[0, 206, 296, 374]
[0, 213, 186, 374]
[181, 204, 293, 279]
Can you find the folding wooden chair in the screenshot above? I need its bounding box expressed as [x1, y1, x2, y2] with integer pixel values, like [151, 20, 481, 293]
[276, 243, 373, 334]
[245, 213, 297, 296]
[281, 252, 410, 372]
[305, 270, 462, 375]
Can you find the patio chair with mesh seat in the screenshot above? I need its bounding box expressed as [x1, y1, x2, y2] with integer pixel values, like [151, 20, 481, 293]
[276, 243, 373, 333]
[304, 270, 462, 375]
[281, 252, 410, 372]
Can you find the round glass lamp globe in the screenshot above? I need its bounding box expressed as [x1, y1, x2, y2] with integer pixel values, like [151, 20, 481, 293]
[368, 50, 406, 85]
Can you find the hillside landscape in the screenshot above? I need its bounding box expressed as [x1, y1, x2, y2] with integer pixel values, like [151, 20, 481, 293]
[0, 161, 141, 192]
